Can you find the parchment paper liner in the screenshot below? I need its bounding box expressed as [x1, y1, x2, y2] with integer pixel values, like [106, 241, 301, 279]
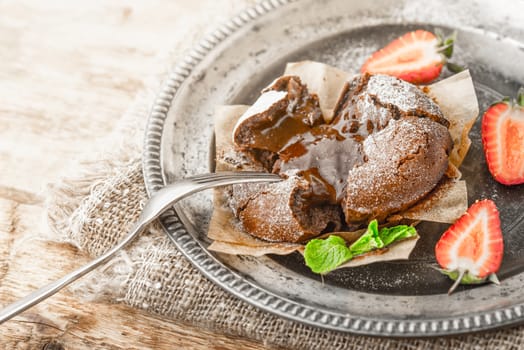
[207, 61, 478, 267]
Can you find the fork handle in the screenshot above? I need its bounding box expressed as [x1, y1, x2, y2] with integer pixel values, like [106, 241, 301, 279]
[0, 180, 195, 324]
[0, 220, 146, 325]
[0, 172, 280, 324]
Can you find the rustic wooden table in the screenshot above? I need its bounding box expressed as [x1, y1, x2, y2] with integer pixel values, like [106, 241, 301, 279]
[0, 1, 270, 348]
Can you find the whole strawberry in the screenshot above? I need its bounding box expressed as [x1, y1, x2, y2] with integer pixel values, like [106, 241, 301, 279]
[435, 199, 504, 294]
[361, 29, 456, 84]
[482, 88, 524, 185]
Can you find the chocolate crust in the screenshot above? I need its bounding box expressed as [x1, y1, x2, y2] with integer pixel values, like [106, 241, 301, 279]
[343, 117, 453, 224]
[332, 74, 449, 139]
[231, 173, 342, 243]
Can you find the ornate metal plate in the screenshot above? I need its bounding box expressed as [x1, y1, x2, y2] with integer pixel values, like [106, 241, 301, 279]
[143, 0, 524, 336]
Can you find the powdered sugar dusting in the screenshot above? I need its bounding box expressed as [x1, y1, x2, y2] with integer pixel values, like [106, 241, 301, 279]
[366, 75, 443, 117]
[345, 117, 452, 220]
[231, 171, 303, 242]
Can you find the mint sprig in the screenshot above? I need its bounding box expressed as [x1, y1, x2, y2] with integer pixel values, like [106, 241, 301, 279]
[379, 224, 418, 246]
[348, 219, 384, 255]
[304, 235, 353, 274]
[304, 220, 418, 274]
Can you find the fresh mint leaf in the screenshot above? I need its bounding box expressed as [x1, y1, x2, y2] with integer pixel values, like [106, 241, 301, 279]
[379, 225, 418, 246]
[304, 235, 353, 274]
[348, 220, 384, 256]
[303, 221, 418, 274]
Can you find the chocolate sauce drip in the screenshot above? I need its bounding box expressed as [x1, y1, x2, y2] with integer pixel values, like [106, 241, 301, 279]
[276, 125, 363, 202]
[233, 76, 323, 154]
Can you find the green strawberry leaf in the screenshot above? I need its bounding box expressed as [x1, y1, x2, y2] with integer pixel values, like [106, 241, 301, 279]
[446, 62, 465, 73]
[304, 235, 353, 274]
[437, 268, 487, 285]
[442, 34, 456, 58]
[517, 87, 524, 107]
[436, 31, 456, 59]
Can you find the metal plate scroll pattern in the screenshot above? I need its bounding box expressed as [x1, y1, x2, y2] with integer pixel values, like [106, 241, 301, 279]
[143, 0, 524, 337]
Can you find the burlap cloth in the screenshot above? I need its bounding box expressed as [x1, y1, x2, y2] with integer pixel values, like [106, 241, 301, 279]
[45, 16, 524, 350]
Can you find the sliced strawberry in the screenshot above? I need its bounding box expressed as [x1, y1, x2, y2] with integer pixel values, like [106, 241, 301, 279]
[435, 199, 504, 294]
[482, 88, 524, 185]
[361, 29, 456, 84]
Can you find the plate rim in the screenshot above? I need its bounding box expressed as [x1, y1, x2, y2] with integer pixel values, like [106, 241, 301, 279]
[142, 0, 524, 337]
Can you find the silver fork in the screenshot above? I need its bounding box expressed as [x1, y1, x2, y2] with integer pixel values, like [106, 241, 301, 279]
[0, 171, 280, 324]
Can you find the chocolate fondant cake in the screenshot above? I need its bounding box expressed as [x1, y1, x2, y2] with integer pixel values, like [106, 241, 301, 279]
[228, 73, 453, 243]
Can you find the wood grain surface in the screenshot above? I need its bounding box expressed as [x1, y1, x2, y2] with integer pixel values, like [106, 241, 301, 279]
[0, 1, 272, 348]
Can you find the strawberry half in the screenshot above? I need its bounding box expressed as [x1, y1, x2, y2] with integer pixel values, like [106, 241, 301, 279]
[361, 29, 456, 84]
[435, 199, 504, 294]
[482, 88, 524, 185]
